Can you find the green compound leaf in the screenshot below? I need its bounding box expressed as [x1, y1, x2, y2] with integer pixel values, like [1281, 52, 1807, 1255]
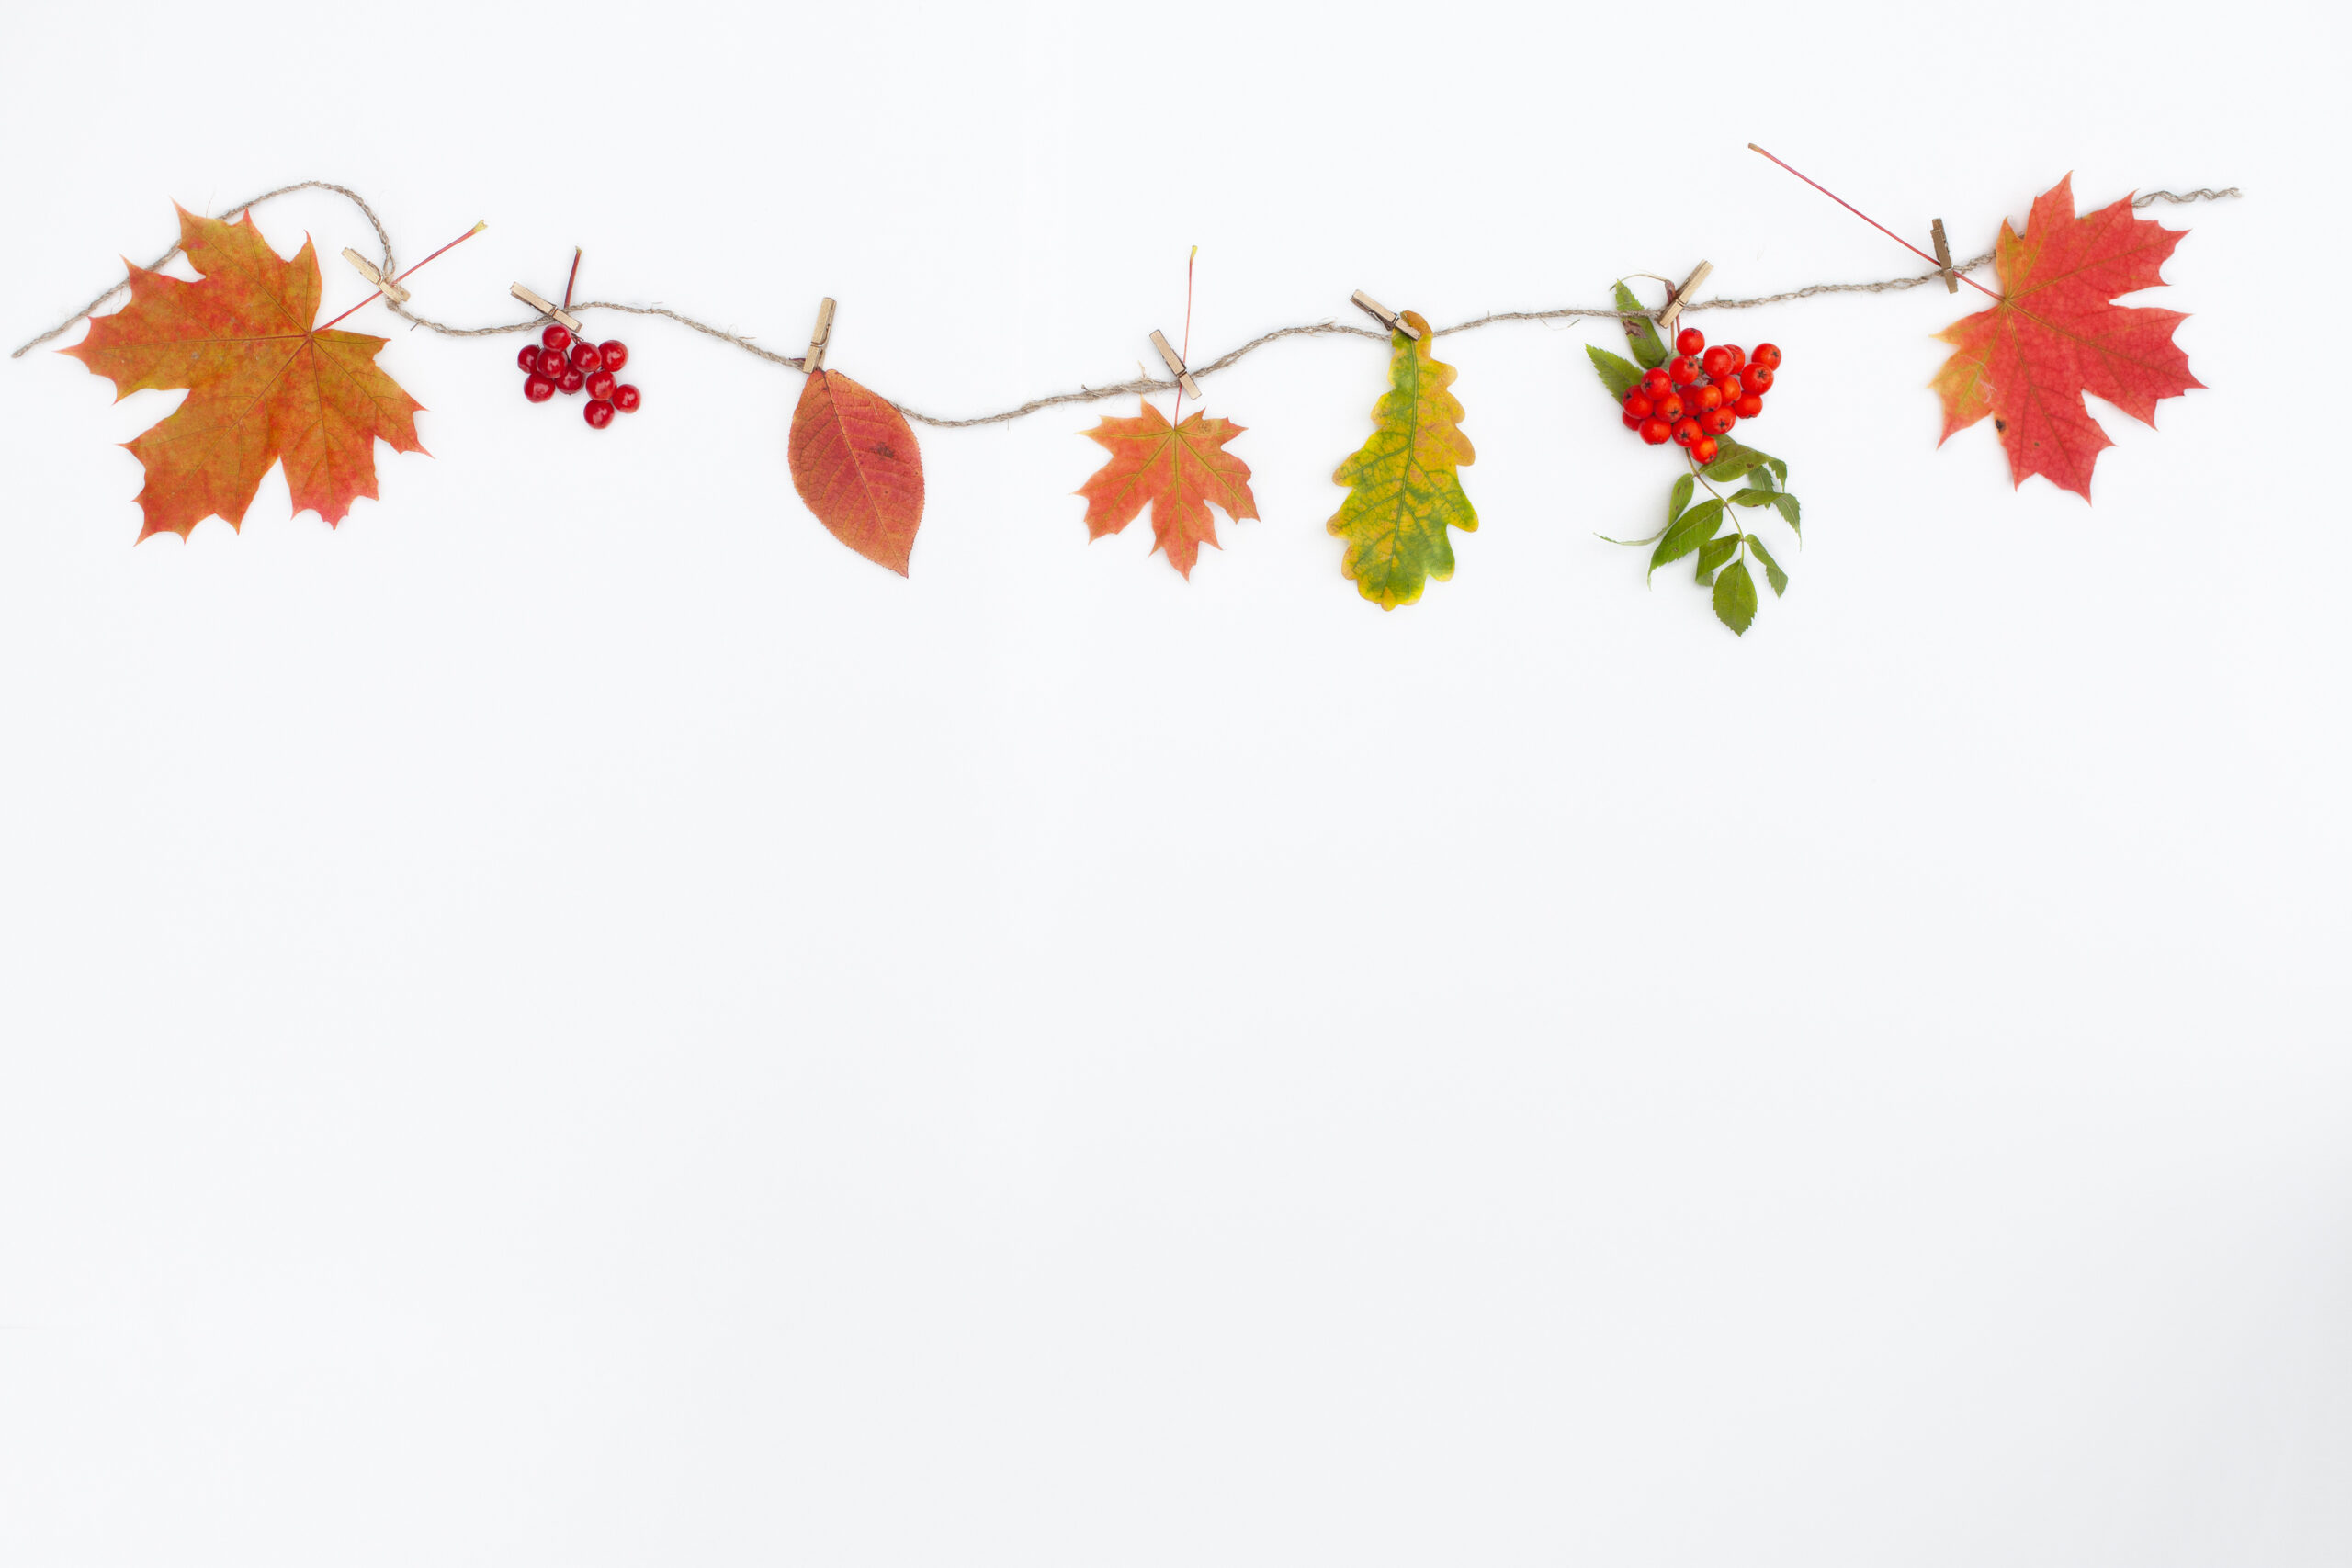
[1747, 534, 1789, 596]
[1713, 558, 1758, 636]
[1588, 344, 1644, 402]
[1774, 492, 1802, 537]
[1668, 473, 1695, 525]
[1695, 533, 1741, 583]
[1329, 310, 1476, 608]
[1614, 282, 1667, 369]
[1649, 498, 1724, 580]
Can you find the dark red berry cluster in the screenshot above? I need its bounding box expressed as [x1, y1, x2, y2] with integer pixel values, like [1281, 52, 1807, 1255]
[1619, 329, 1782, 466]
[518, 325, 642, 429]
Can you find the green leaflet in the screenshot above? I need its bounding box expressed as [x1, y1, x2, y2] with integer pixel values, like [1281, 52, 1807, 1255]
[1729, 488, 1777, 508]
[1774, 492, 1802, 536]
[1695, 534, 1741, 583]
[1713, 559, 1758, 635]
[1668, 474, 1694, 525]
[1614, 283, 1667, 369]
[1747, 535, 1789, 596]
[1703, 441, 1776, 483]
[1329, 311, 1476, 609]
[1649, 499, 1724, 579]
[1588, 344, 1644, 402]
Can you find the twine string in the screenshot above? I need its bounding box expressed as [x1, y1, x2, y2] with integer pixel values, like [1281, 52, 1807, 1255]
[12, 183, 2241, 430]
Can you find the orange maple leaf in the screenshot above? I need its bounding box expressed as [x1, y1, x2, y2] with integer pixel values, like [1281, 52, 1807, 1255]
[1074, 400, 1259, 578]
[1932, 175, 2201, 500]
[64, 205, 425, 540]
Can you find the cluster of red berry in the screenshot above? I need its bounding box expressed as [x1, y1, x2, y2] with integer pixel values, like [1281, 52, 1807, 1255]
[1619, 330, 1782, 465]
[518, 326, 642, 429]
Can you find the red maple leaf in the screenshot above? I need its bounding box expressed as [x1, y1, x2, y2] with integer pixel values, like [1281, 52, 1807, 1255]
[1075, 400, 1259, 577]
[1931, 175, 2201, 500]
[64, 205, 425, 539]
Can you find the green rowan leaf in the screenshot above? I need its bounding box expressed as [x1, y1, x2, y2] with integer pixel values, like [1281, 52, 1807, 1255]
[1328, 310, 1476, 608]
[1695, 534, 1741, 582]
[1614, 282, 1667, 369]
[1729, 488, 1777, 508]
[1668, 473, 1694, 525]
[1747, 534, 1788, 595]
[1703, 441, 1773, 483]
[1587, 344, 1644, 402]
[1713, 558, 1758, 635]
[1774, 492, 1802, 536]
[1648, 498, 1723, 579]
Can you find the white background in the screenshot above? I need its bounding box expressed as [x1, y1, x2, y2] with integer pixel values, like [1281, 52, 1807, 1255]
[1, 2, 2346, 1563]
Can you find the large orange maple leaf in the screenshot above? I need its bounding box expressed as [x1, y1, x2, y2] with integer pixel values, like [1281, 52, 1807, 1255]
[1932, 175, 2200, 500]
[64, 205, 425, 540]
[1075, 400, 1258, 578]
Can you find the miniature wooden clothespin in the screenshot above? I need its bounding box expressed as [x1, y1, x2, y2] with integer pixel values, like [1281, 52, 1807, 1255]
[342, 249, 410, 305]
[510, 283, 582, 335]
[1350, 290, 1420, 341]
[804, 298, 836, 374]
[1656, 260, 1714, 339]
[1149, 330, 1202, 401]
[1930, 219, 1958, 294]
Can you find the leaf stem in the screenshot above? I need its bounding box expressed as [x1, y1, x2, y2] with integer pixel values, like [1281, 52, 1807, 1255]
[562, 246, 582, 311]
[318, 220, 489, 332]
[1746, 145, 2000, 302]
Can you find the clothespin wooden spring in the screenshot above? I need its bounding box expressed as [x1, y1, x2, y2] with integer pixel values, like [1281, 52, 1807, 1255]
[342, 249, 411, 305]
[1149, 330, 1202, 400]
[1656, 260, 1713, 340]
[1350, 291, 1419, 341]
[510, 283, 582, 335]
[1930, 219, 1958, 294]
[804, 298, 836, 375]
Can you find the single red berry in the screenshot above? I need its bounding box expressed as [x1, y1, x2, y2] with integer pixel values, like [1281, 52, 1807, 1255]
[1691, 434, 1720, 464]
[1622, 412, 1643, 430]
[569, 340, 602, 372]
[584, 398, 616, 429]
[1688, 384, 1723, 414]
[598, 340, 629, 374]
[517, 344, 543, 373]
[523, 374, 555, 403]
[1701, 346, 1733, 378]
[585, 369, 616, 400]
[612, 384, 641, 412]
[1716, 373, 1743, 402]
[1638, 417, 1671, 446]
[1675, 326, 1705, 357]
[1702, 407, 1736, 436]
[1745, 365, 1775, 394]
[541, 324, 572, 352]
[1735, 393, 1764, 419]
[1668, 355, 1702, 386]
[558, 366, 586, 395]
[1640, 368, 1672, 399]
[1652, 392, 1686, 424]
[1671, 417, 1702, 447]
[1750, 343, 1782, 371]
[1623, 390, 1654, 420]
[1724, 346, 1746, 371]
[537, 347, 570, 378]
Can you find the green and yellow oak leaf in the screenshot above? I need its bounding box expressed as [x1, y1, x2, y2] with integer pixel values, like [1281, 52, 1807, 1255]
[1327, 311, 1476, 608]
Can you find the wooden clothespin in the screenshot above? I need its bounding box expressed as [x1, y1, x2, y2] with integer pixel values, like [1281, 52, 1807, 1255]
[510, 283, 582, 335]
[342, 249, 410, 305]
[1930, 219, 1958, 294]
[1656, 260, 1714, 339]
[804, 298, 836, 374]
[1149, 330, 1202, 401]
[1350, 290, 1420, 341]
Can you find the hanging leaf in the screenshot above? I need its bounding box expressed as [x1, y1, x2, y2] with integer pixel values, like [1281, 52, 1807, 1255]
[1713, 558, 1758, 636]
[788, 368, 926, 574]
[1933, 175, 2201, 500]
[1328, 310, 1476, 609]
[1614, 282, 1667, 369]
[1587, 344, 1643, 402]
[62, 204, 425, 540]
[1073, 400, 1258, 578]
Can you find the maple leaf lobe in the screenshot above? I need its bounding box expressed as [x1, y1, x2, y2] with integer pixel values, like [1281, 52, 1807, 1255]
[1074, 400, 1260, 578]
[64, 204, 424, 540]
[1931, 175, 2202, 501]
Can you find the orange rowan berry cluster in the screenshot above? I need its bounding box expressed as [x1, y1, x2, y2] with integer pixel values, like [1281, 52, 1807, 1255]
[1619, 330, 1782, 466]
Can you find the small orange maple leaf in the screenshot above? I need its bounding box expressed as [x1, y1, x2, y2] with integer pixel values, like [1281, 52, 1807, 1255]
[65, 205, 425, 541]
[1075, 400, 1259, 578]
[1932, 175, 2202, 500]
